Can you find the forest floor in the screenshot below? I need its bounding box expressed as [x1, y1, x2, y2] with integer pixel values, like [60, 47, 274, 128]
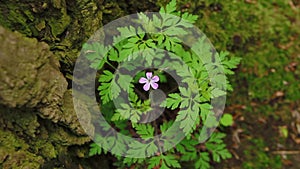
[215, 85, 300, 169]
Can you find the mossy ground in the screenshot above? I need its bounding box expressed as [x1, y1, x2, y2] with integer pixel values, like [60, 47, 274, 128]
[185, 1, 300, 168]
[0, 0, 300, 168]
[186, 0, 300, 168]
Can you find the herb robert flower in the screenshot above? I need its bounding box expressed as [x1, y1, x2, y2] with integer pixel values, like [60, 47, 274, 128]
[139, 72, 159, 91]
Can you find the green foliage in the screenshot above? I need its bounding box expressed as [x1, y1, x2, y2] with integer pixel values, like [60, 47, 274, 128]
[97, 70, 121, 104]
[84, 0, 240, 168]
[134, 124, 155, 140]
[205, 133, 232, 163]
[157, 0, 300, 102]
[89, 142, 102, 156]
[164, 93, 181, 110]
[243, 139, 282, 169]
[220, 114, 233, 127]
[183, 0, 300, 102]
[148, 154, 181, 169]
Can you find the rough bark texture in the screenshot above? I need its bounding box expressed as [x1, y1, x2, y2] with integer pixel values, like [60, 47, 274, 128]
[0, 0, 160, 168]
[0, 26, 92, 168]
[0, 0, 158, 76]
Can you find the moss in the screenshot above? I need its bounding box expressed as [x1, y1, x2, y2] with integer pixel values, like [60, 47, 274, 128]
[0, 104, 91, 166]
[0, 108, 40, 137]
[242, 139, 282, 169]
[61, 90, 94, 135]
[0, 26, 66, 108]
[0, 3, 32, 36]
[0, 130, 44, 168]
[0, 0, 161, 77]
[157, 0, 300, 102]
[0, 24, 91, 167]
[1, 0, 298, 168]
[38, 141, 57, 160]
[48, 12, 71, 38]
[47, 0, 71, 38]
[49, 125, 91, 146]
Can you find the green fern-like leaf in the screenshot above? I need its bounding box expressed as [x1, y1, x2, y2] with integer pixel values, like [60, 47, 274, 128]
[218, 51, 241, 75]
[134, 124, 154, 140]
[82, 42, 108, 69]
[98, 71, 126, 105]
[159, 0, 177, 14]
[163, 154, 181, 168]
[195, 152, 210, 169]
[176, 108, 198, 135]
[89, 142, 102, 156]
[181, 12, 198, 23]
[164, 93, 182, 110]
[205, 133, 232, 163]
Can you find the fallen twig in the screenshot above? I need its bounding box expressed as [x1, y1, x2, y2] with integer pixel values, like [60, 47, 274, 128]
[272, 150, 300, 155]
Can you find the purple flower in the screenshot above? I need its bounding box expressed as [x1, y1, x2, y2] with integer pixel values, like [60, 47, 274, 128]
[139, 72, 159, 91]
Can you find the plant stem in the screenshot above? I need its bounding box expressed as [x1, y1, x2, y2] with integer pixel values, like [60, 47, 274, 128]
[105, 61, 117, 70]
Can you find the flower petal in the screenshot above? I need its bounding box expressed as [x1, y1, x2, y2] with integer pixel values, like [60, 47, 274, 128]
[139, 77, 148, 84]
[151, 75, 159, 82]
[150, 82, 158, 89]
[146, 72, 152, 79]
[143, 83, 151, 91]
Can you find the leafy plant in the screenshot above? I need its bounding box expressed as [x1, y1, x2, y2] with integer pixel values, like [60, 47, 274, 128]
[83, 0, 240, 168]
[220, 114, 233, 127]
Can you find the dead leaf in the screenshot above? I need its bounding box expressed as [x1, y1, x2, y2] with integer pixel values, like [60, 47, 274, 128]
[291, 134, 300, 144]
[232, 129, 243, 148]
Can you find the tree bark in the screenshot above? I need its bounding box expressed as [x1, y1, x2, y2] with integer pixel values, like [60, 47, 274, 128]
[0, 0, 159, 168]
